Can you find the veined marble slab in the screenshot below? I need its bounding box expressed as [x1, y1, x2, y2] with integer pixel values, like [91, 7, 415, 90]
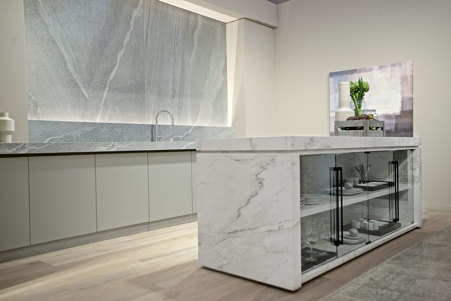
[197, 151, 302, 290]
[0, 141, 195, 155]
[155, 124, 233, 142]
[28, 120, 233, 143]
[24, 0, 227, 126]
[197, 136, 421, 152]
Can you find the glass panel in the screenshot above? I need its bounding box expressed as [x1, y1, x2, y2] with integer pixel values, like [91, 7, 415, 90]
[335, 153, 370, 257]
[395, 150, 414, 227]
[367, 150, 414, 242]
[300, 154, 337, 272]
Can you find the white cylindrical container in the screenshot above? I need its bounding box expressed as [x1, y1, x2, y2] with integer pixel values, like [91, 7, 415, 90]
[352, 220, 361, 229]
[0, 112, 15, 143]
[362, 220, 369, 230]
[335, 82, 355, 121]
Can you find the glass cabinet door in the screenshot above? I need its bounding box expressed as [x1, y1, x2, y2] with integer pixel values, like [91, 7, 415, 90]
[300, 154, 338, 272]
[366, 150, 414, 242]
[335, 153, 370, 257]
[300, 150, 415, 273]
[300, 152, 371, 272]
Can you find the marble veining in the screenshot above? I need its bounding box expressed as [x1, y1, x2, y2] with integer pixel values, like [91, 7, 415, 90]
[198, 152, 302, 290]
[24, 0, 227, 126]
[28, 120, 233, 143]
[0, 141, 195, 155]
[197, 136, 422, 152]
[196, 136, 422, 291]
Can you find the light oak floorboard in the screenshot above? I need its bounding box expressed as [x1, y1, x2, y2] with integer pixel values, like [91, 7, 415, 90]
[0, 210, 450, 301]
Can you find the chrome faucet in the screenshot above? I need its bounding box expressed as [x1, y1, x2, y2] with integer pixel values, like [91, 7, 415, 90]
[154, 110, 174, 142]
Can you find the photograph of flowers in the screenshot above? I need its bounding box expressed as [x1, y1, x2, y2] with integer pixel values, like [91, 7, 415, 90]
[329, 61, 413, 137]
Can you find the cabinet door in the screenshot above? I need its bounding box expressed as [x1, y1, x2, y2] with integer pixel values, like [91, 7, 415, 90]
[335, 152, 370, 257]
[96, 153, 149, 231]
[300, 154, 338, 272]
[367, 150, 414, 241]
[148, 152, 193, 221]
[0, 157, 30, 251]
[300, 152, 371, 272]
[29, 155, 96, 244]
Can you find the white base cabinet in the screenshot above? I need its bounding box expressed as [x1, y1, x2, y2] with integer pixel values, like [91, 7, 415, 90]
[0, 151, 196, 256]
[29, 155, 97, 244]
[0, 157, 30, 251]
[148, 152, 193, 221]
[95, 153, 149, 231]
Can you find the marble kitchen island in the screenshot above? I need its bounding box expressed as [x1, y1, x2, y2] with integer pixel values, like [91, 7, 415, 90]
[196, 136, 422, 291]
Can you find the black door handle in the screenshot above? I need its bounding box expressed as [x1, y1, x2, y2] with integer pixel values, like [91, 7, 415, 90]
[338, 167, 344, 245]
[331, 167, 344, 245]
[391, 161, 399, 222]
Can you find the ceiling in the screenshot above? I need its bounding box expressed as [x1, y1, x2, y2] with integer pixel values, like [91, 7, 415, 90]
[267, 0, 291, 4]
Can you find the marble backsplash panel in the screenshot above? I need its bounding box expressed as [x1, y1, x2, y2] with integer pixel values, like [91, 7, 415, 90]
[28, 120, 233, 143]
[24, 0, 227, 126]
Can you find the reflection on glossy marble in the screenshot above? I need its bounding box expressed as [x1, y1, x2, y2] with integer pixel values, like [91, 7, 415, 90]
[326, 226, 451, 301]
[24, 0, 227, 126]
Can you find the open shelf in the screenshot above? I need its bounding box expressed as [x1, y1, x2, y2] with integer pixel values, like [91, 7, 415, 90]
[300, 184, 411, 217]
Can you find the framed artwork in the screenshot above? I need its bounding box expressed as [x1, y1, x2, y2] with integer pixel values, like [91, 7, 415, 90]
[329, 61, 413, 137]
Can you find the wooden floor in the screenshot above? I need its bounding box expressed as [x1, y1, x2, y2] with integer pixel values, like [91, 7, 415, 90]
[0, 210, 450, 301]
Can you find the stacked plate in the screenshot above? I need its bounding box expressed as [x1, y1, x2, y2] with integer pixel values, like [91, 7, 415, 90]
[300, 196, 306, 208]
[343, 231, 366, 244]
[302, 194, 328, 205]
[325, 187, 363, 196]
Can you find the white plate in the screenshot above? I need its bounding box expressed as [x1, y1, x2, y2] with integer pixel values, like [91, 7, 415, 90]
[343, 232, 365, 240]
[305, 200, 322, 205]
[302, 194, 328, 204]
[302, 193, 326, 198]
[343, 236, 366, 244]
[325, 187, 363, 196]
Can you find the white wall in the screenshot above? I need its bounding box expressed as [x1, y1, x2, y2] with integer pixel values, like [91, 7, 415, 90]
[275, 0, 451, 211]
[0, 0, 28, 142]
[227, 19, 277, 137]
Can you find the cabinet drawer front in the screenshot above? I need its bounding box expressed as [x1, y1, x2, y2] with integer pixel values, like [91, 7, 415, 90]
[0, 157, 30, 251]
[96, 153, 149, 231]
[148, 152, 193, 221]
[29, 155, 96, 244]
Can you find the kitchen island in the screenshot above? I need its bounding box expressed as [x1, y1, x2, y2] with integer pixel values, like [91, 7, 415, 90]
[196, 136, 422, 291]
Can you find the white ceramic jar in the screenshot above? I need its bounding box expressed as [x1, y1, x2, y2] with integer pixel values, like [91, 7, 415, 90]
[0, 112, 15, 142]
[335, 82, 355, 121]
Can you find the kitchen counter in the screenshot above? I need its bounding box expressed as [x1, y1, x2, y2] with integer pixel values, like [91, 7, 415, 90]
[0, 141, 196, 156]
[197, 136, 421, 152]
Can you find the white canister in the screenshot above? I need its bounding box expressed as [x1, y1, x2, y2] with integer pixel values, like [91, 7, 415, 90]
[362, 220, 369, 230]
[0, 112, 15, 143]
[352, 220, 361, 229]
[335, 82, 355, 121]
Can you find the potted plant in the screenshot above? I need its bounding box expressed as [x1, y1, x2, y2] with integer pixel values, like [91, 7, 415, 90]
[346, 78, 375, 122]
[334, 77, 385, 136]
[350, 77, 369, 117]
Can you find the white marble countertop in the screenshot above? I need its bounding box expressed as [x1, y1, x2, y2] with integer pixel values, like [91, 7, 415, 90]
[197, 136, 421, 152]
[0, 141, 196, 155]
